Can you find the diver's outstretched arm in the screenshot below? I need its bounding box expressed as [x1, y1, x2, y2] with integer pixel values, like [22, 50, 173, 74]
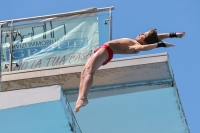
[158, 31, 186, 40]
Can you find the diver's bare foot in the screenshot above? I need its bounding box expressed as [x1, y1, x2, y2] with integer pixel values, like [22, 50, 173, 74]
[74, 97, 88, 113]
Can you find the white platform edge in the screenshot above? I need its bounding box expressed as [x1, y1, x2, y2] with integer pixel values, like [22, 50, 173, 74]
[0, 85, 61, 110]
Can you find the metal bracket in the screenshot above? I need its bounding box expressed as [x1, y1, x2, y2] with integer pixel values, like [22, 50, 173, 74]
[4, 62, 19, 69]
[104, 19, 110, 24]
[0, 23, 8, 27]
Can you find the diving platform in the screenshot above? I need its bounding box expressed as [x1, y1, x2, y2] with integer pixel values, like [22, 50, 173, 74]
[2, 53, 172, 93]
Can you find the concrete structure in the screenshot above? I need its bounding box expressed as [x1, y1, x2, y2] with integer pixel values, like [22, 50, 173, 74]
[0, 52, 190, 133]
[2, 53, 172, 92]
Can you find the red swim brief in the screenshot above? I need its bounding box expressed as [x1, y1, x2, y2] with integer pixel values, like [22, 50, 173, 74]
[94, 44, 113, 65]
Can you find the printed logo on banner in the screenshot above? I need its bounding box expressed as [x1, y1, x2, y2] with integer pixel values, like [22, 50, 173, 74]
[9, 37, 88, 60]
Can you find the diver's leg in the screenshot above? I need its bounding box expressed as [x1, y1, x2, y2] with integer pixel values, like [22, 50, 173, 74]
[74, 48, 109, 113]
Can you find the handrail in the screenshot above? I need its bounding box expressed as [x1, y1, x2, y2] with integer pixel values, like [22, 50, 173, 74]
[0, 6, 114, 24]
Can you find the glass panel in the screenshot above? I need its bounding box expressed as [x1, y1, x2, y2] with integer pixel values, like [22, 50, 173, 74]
[98, 13, 110, 45]
[1, 13, 108, 72]
[61, 90, 82, 133]
[69, 87, 189, 133]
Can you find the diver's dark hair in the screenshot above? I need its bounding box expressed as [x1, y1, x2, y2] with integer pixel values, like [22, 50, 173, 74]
[144, 28, 160, 44]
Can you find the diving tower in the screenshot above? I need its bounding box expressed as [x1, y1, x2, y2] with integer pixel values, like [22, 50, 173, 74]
[0, 6, 189, 133]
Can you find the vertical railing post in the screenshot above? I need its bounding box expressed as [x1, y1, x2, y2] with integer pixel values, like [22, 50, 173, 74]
[0, 23, 2, 91]
[9, 21, 14, 71]
[109, 8, 113, 41]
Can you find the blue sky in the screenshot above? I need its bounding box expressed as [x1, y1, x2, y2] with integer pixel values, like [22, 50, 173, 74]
[1, 0, 199, 133]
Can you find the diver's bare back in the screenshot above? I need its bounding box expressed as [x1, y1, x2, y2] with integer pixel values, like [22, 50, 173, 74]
[106, 38, 139, 54]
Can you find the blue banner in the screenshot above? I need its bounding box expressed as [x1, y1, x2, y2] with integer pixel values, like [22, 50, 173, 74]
[1, 13, 99, 71]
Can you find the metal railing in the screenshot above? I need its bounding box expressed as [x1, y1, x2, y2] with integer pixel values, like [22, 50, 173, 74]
[0, 7, 114, 24]
[0, 6, 114, 72]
